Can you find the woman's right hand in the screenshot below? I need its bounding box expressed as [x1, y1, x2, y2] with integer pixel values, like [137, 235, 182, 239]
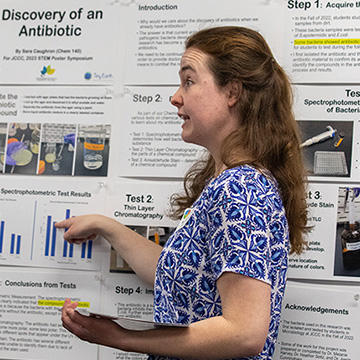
[55, 214, 102, 244]
[56, 214, 162, 286]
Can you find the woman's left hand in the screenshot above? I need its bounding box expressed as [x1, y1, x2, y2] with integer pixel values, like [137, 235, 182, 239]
[61, 298, 127, 349]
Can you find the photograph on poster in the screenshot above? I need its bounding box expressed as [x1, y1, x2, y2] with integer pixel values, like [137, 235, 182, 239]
[110, 225, 176, 273]
[74, 124, 110, 177]
[0, 122, 111, 177]
[0, 123, 6, 172]
[3, 122, 40, 174]
[288, 183, 339, 280]
[149, 225, 175, 247]
[297, 120, 353, 178]
[289, 182, 360, 283]
[110, 225, 147, 273]
[334, 186, 360, 278]
[38, 123, 77, 175]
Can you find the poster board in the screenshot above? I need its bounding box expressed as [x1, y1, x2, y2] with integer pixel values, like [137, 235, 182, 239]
[0, 1, 360, 360]
[0, 0, 119, 85]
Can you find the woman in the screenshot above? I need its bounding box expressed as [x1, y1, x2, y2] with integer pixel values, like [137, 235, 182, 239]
[57, 26, 308, 359]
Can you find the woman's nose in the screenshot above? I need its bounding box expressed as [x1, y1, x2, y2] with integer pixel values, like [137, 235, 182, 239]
[170, 88, 182, 108]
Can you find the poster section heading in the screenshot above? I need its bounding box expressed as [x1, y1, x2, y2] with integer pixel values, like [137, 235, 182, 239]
[0, 177, 107, 270]
[274, 281, 360, 360]
[106, 180, 181, 274]
[123, 0, 285, 85]
[107, 179, 182, 226]
[118, 86, 204, 178]
[284, 0, 360, 82]
[98, 273, 154, 360]
[0, 270, 100, 360]
[288, 182, 360, 282]
[0, 0, 118, 84]
[293, 84, 360, 182]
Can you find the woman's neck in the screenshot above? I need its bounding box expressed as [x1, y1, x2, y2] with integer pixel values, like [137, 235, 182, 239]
[214, 161, 227, 178]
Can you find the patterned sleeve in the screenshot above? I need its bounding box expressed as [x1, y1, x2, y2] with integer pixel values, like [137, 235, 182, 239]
[206, 169, 286, 284]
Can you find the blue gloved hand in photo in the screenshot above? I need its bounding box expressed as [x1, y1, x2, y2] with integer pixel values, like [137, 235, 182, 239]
[6, 141, 27, 166]
[354, 188, 360, 198]
[64, 133, 76, 147]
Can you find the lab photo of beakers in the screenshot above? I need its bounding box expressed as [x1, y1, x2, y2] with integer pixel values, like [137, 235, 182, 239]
[110, 225, 148, 273]
[74, 124, 111, 177]
[38, 123, 77, 176]
[297, 120, 353, 178]
[3, 123, 41, 175]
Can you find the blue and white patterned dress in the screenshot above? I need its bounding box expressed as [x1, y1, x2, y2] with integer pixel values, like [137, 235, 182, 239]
[151, 165, 289, 360]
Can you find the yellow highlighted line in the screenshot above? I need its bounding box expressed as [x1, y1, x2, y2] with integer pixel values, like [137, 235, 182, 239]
[37, 300, 90, 308]
[294, 38, 360, 45]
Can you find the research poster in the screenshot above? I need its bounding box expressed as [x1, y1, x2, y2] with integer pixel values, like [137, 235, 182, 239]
[274, 281, 360, 360]
[0, 269, 101, 360]
[293, 84, 360, 181]
[288, 182, 360, 282]
[284, 0, 360, 83]
[0, 1, 360, 360]
[106, 179, 180, 273]
[99, 273, 154, 360]
[123, 0, 285, 85]
[0, 176, 107, 270]
[0, 0, 119, 85]
[0, 85, 113, 119]
[118, 86, 203, 178]
[288, 183, 338, 280]
[106, 179, 181, 226]
[0, 86, 113, 177]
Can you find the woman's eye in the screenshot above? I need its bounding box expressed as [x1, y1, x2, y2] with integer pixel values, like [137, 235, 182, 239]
[186, 79, 193, 86]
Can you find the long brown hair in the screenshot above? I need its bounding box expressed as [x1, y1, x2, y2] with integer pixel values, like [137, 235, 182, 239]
[170, 26, 308, 254]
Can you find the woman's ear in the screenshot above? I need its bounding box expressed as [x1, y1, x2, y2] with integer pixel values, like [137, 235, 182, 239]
[227, 82, 242, 107]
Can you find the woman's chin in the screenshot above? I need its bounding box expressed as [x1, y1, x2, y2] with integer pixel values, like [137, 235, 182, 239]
[180, 131, 191, 143]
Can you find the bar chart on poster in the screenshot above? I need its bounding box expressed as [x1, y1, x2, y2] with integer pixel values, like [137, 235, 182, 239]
[0, 177, 106, 270]
[0, 196, 34, 265]
[43, 213, 93, 261]
[32, 200, 99, 269]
